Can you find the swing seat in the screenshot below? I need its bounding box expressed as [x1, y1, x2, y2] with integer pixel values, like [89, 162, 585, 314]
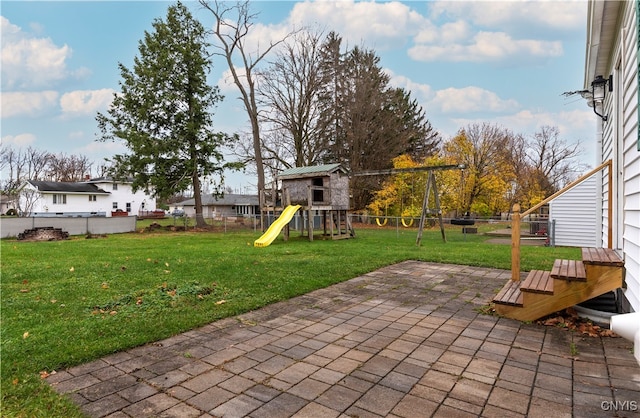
[451, 218, 475, 226]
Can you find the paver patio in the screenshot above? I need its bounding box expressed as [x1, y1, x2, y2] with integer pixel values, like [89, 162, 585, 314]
[47, 261, 640, 417]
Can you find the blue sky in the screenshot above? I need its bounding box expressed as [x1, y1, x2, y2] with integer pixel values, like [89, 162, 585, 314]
[1, 1, 594, 192]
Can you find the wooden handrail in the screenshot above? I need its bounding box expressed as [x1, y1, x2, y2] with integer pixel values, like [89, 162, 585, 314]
[511, 160, 612, 281]
[520, 160, 612, 218]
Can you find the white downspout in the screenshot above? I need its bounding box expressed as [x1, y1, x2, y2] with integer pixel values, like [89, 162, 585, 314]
[595, 113, 604, 248]
[610, 312, 640, 365]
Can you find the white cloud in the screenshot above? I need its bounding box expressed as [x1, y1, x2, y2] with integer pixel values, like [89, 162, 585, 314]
[286, 0, 425, 50]
[432, 86, 519, 113]
[429, 1, 585, 34]
[59, 89, 114, 116]
[1, 133, 37, 147]
[1, 16, 75, 90]
[386, 70, 434, 102]
[216, 67, 242, 95]
[409, 30, 562, 63]
[1, 91, 59, 118]
[78, 139, 128, 160]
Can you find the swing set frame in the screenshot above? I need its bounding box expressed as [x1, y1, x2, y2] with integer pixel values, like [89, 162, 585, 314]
[352, 164, 465, 246]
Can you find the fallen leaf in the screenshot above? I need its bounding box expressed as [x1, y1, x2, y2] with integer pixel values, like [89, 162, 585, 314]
[69, 267, 74, 272]
[23, 332, 29, 339]
[101, 282, 109, 289]
[39, 370, 50, 379]
[215, 300, 226, 305]
[109, 311, 117, 315]
[165, 262, 169, 267]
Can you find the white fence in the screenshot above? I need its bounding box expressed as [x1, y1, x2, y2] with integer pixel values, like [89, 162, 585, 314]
[1, 216, 137, 239]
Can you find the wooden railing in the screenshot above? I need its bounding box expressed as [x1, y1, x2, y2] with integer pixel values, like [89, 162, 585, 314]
[510, 160, 612, 281]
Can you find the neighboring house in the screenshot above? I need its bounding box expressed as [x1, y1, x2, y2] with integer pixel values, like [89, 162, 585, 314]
[585, 0, 639, 313]
[173, 194, 259, 218]
[548, 176, 598, 248]
[19, 178, 156, 217]
[86, 177, 157, 216]
[1, 194, 18, 215]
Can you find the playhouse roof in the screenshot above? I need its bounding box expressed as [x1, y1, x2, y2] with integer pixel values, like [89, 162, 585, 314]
[278, 163, 347, 180]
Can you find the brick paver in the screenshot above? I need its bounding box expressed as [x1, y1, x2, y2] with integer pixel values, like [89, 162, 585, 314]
[46, 261, 640, 417]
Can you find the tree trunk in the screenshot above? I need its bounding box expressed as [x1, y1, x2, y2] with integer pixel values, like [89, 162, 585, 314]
[192, 169, 207, 228]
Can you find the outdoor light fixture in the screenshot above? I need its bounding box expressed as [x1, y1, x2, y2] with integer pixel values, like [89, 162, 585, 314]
[591, 75, 613, 122]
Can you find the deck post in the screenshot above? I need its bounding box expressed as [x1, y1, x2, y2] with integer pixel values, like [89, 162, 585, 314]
[511, 203, 521, 281]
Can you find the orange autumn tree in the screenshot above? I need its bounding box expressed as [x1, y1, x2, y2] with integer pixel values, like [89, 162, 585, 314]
[368, 154, 462, 219]
[442, 123, 515, 216]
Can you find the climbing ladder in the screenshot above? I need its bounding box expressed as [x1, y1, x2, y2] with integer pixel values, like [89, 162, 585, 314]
[493, 248, 624, 321]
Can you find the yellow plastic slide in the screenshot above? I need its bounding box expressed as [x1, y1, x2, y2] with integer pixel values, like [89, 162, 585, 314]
[254, 205, 301, 247]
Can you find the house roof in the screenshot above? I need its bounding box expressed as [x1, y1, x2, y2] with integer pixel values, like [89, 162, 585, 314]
[177, 193, 259, 207]
[278, 163, 347, 180]
[27, 180, 110, 194]
[585, 1, 622, 88]
[86, 176, 134, 184]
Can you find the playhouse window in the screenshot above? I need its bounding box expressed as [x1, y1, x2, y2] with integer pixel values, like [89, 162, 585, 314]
[312, 178, 324, 202]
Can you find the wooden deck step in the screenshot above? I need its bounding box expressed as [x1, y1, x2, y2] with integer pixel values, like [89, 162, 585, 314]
[521, 270, 554, 294]
[582, 247, 624, 266]
[551, 259, 586, 281]
[493, 280, 523, 306]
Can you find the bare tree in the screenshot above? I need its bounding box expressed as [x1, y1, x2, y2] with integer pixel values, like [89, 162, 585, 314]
[16, 185, 40, 217]
[25, 147, 52, 181]
[0, 145, 23, 192]
[46, 153, 92, 182]
[257, 29, 327, 169]
[199, 0, 291, 226]
[0, 145, 51, 192]
[527, 125, 586, 193]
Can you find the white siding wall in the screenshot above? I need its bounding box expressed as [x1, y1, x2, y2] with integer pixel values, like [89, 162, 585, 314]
[549, 176, 598, 247]
[94, 181, 156, 215]
[24, 180, 156, 217]
[620, 1, 640, 311]
[599, 2, 640, 311]
[33, 192, 109, 215]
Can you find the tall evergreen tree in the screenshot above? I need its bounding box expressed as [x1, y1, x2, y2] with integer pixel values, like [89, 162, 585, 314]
[316, 38, 440, 209]
[97, 2, 236, 227]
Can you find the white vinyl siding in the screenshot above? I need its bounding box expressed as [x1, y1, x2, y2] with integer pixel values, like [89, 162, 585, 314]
[620, 1, 640, 311]
[594, 1, 640, 311]
[549, 176, 598, 248]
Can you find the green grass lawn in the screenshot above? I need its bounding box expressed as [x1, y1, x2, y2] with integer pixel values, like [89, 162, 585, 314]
[0, 224, 579, 417]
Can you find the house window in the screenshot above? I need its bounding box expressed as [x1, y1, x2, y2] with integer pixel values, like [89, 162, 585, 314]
[112, 202, 118, 209]
[126, 203, 131, 213]
[88, 195, 97, 202]
[52, 194, 67, 204]
[112, 183, 118, 190]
